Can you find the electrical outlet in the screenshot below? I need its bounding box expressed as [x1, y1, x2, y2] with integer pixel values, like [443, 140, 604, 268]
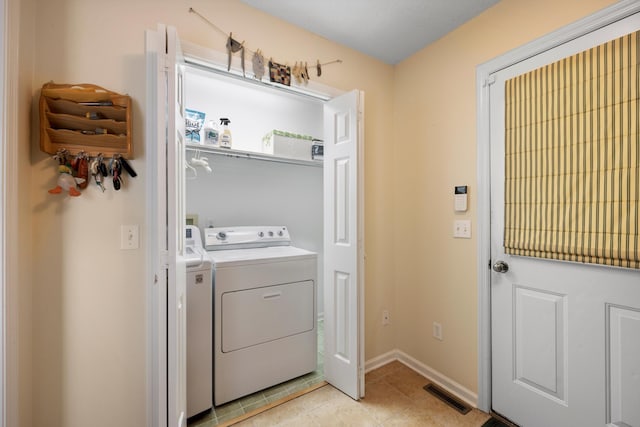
[121, 225, 139, 250]
[382, 309, 390, 325]
[433, 322, 443, 341]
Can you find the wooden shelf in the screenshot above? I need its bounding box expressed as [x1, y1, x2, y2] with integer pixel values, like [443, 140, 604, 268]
[39, 83, 133, 158]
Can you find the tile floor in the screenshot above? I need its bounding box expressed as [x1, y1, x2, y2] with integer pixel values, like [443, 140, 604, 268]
[189, 321, 325, 427]
[231, 361, 492, 427]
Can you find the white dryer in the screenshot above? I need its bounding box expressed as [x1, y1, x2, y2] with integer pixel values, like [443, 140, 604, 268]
[184, 226, 213, 418]
[205, 226, 318, 406]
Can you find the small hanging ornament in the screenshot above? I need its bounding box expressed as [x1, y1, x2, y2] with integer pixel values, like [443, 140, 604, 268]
[302, 62, 310, 84]
[291, 61, 310, 85]
[226, 32, 246, 76]
[73, 151, 89, 189]
[252, 49, 265, 80]
[48, 149, 85, 197]
[315, 59, 342, 77]
[269, 59, 291, 86]
[292, 62, 302, 85]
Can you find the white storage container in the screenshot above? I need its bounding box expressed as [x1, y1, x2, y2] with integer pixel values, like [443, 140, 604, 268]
[262, 130, 316, 161]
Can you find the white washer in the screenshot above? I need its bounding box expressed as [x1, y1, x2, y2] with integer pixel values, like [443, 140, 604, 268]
[184, 226, 213, 418]
[205, 226, 318, 406]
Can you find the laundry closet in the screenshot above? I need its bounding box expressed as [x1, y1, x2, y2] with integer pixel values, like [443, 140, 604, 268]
[146, 25, 364, 425]
[183, 64, 327, 416]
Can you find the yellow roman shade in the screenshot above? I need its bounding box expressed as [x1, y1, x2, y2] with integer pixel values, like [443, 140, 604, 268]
[504, 31, 640, 269]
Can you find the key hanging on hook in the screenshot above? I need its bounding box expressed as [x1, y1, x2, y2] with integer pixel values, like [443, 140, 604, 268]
[110, 155, 123, 191]
[90, 156, 106, 193]
[96, 154, 108, 178]
[117, 155, 137, 178]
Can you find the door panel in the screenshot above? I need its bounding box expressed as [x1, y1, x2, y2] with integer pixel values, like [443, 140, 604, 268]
[490, 13, 640, 427]
[608, 305, 640, 427]
[334, 271, 351, 360]
[165, 25, 188, 427]
[334, 158, 350, 243]
[513, 286, 567, 404]
[323, 90, 364, 400]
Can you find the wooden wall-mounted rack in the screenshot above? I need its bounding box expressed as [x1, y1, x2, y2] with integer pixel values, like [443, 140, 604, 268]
[39, 82, 133, 158]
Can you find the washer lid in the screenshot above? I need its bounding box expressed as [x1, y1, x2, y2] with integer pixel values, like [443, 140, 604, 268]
[207, 245, 317, 267]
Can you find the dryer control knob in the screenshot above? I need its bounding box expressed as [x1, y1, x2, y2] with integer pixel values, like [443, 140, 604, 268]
[258, 231, 264, 238]
[217, 232, 227, 240]
[268, 231, 274, 237]
[278, 230, 284, 236]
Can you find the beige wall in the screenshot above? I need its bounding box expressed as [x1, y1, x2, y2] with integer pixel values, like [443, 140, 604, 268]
[19, 0, 624, 425]
[392, 0, 618, 394]
[29, 0, 394, 426]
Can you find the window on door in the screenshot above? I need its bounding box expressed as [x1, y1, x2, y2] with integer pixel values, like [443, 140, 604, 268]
[504, 30, 640, 269]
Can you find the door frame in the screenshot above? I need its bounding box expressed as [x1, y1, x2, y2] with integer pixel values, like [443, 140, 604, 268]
[0, 0, 6, 423]
[475, 0, 640, 413]
[1, 0, 21, 424]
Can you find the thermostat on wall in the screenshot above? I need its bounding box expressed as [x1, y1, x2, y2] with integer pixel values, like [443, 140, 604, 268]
[454, 186, 468, 212]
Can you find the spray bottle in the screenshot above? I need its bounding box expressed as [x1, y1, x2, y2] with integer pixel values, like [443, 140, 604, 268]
[219, 118, 232, 149]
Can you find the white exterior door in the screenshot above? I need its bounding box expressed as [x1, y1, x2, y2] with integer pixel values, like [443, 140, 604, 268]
[147, 24, 188, 427]
[323, 90, 365, 400]
[489, 13, 640, 427]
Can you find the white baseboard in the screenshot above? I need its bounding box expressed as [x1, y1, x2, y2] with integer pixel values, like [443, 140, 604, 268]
[365, 349, 478, 408]
[364, 350, 398, 372]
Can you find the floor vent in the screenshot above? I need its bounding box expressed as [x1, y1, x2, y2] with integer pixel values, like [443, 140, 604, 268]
[423, 383, 471, 415]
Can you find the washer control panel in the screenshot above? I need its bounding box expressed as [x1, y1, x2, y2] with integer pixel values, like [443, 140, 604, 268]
[205, 226, 291, 250]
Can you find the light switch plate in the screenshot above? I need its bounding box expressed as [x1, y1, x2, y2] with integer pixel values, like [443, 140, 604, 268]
[453, 220, 471, 238]
[121, 225, 139, 250]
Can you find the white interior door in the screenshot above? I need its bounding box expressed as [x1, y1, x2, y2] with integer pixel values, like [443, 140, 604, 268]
[166, 25, 188, 427]
[323, 90, 365, 400]
[490, 14, 640, 427]
[148, 24, 188, 427]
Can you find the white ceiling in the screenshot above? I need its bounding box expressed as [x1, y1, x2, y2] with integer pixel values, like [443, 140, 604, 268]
[240, 0, 500, 65]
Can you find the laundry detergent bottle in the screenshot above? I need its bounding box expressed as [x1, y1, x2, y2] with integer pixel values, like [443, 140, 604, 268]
[203, 119, 219, 146]
[219, 118, 232, 149]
